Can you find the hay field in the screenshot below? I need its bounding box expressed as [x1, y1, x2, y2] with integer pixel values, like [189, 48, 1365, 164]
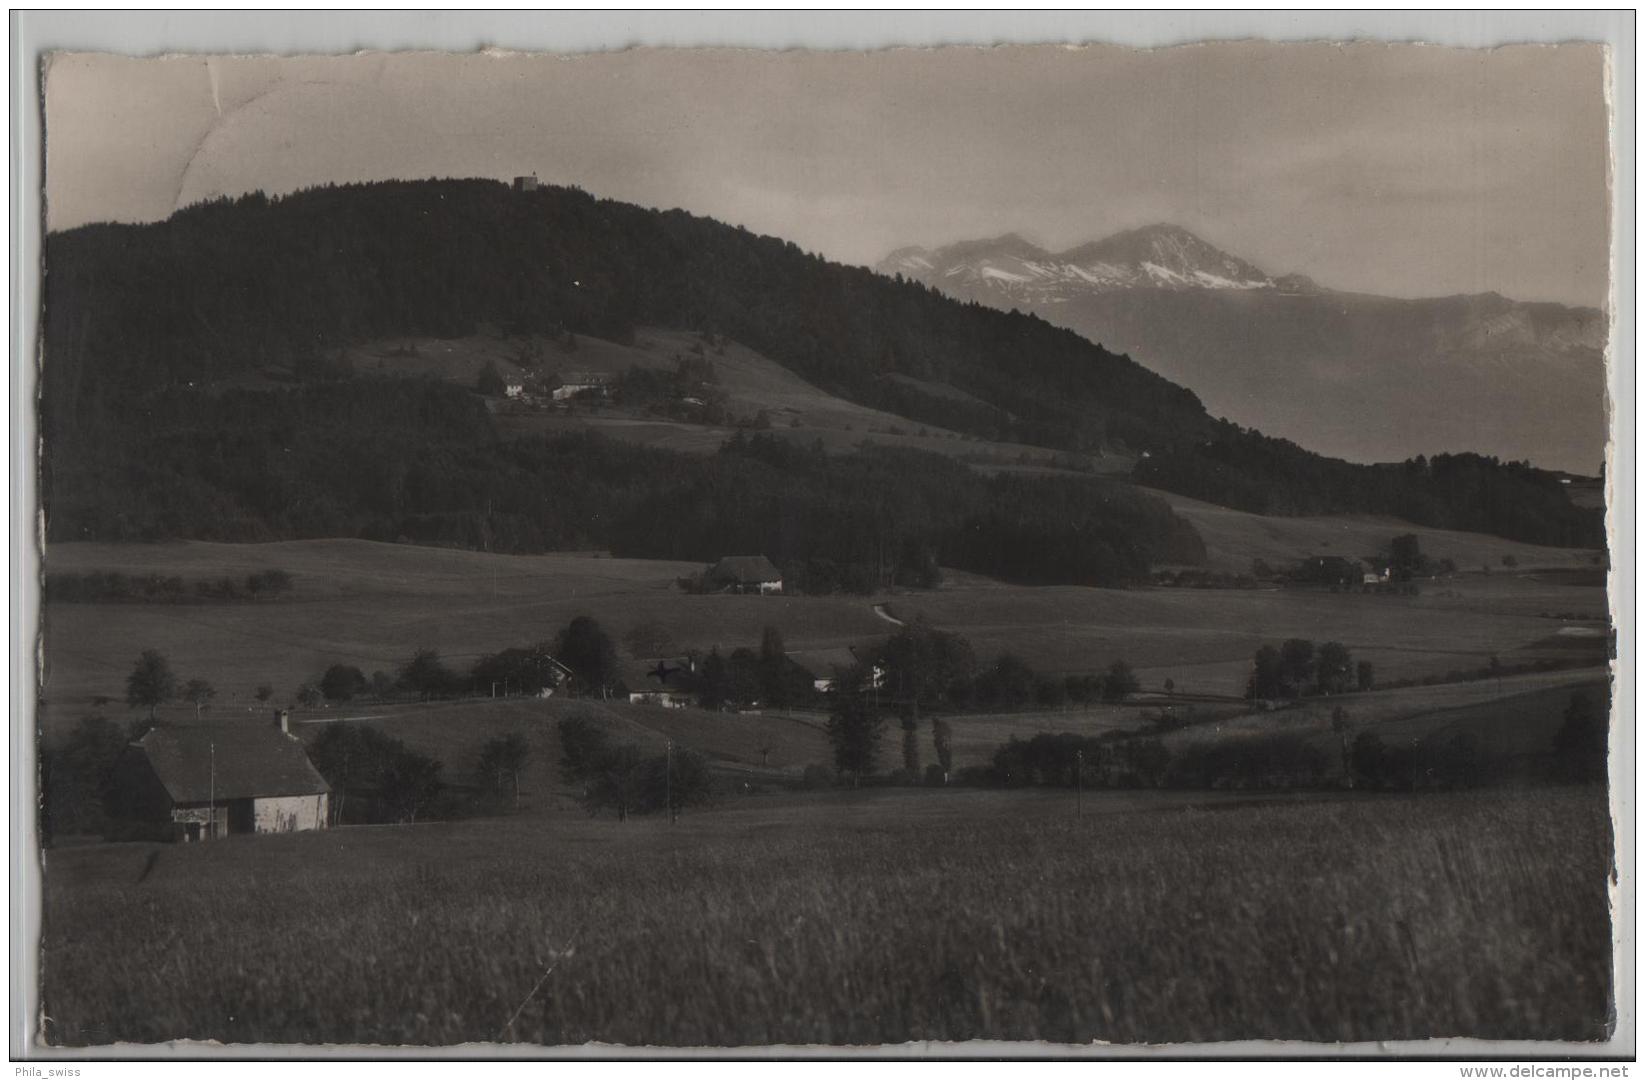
[40, 786, 1613, 1047]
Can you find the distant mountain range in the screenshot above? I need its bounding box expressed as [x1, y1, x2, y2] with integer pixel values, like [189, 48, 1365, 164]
[878, 225, 1607, 473]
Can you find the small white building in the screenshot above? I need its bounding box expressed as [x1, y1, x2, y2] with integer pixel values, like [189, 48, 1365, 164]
[504, 383, 526, 399]
[628, 690, 690, 709]
[116, 715, 331, 841]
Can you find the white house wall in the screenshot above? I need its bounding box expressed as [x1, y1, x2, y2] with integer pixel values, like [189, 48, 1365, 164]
[253, 793, 329, 833]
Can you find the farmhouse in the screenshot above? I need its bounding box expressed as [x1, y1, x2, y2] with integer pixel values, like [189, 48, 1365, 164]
[704, 555, 784, 595]
[114, 713, 330, 842]
[551, 371, 616, 401]
[787, 646, 886, 692]
[622, 656, 695, 708]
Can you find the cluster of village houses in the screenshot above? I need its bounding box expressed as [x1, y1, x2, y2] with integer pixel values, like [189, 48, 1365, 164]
[110, 554, 887, 843]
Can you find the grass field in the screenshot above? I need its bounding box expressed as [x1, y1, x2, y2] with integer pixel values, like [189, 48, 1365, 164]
[1141, 488, 1601, 576]
[38, 536, 1609, 742]
[888, 574, 1607, 695]
[39, 785, 1614, 1047]
[37, 541, 887, 736]
[282, 694, 834, 807]
[930, 667, 1602, 769]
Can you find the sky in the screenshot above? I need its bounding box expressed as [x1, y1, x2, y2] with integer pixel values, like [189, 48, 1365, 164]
[44, 42, 1611, 308]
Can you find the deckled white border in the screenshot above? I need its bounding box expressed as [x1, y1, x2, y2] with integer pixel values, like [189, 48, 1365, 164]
[7, 9, 1636, 1066]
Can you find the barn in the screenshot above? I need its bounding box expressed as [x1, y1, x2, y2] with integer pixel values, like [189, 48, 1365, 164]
[115, 716, 331, 842]
[704, 555, 784, 595]
[785, 647, 866, 693]
[550, 371, 616, 401]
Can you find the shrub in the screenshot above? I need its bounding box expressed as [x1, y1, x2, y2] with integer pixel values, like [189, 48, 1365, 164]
[801, 764, 835, 790]
[320, 664, 368, 703]
[398, 649, 463, 700]
[1101, 659, 1139, 702]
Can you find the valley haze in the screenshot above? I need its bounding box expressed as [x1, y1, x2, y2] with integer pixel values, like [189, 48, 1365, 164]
[879, 224, 1607, 473]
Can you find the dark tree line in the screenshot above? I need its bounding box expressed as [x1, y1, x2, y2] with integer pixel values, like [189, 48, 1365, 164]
[45, 378, 1203, 588]
[821, 620, 1150, 781]
[1244, 639, 1367, 699]
[1136, 425, 1602, 548]
[307, 723, 444, 824]
[46, 569, 293, 604]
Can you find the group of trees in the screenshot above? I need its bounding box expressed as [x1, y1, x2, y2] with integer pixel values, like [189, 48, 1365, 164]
[296, 724, 527, 824]
[125, 649, 218, 726]
[612, 353, 729, 422]
[46, 568, 292, 605]
[476, 733, 531, 809]
[556, 714, 713, 819]
[1244, 639, 1371, 700]
[686, 629, 816, 712]
[821, 620, 1146, 781]
[293, 617, 624, 710]
[307, 723, 445, 824]
[39, 715, 130, 841]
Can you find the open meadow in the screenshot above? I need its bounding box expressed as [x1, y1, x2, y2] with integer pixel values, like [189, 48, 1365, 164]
[1141, 488, 1603, 576]
[341, 327, 1099, 472]
[39, 785, 1614, 1048]
[38, 532, 1608, 741]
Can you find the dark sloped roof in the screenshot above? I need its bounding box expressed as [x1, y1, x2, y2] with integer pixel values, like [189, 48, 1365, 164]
[707, 555, 782, 583]
[138, 725, 330, 804]
[785, 647, 862, 676]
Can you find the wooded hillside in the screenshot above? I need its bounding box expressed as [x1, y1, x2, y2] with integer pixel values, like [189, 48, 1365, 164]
[42, 178, 1602, 549]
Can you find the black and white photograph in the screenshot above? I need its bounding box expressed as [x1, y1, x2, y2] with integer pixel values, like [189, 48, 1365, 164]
[14, 12, 1632, 1059]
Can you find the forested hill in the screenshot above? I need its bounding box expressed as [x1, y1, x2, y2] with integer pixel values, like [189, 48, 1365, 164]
[42, 179, 1602, 548]
[43, 178, 1205, 455]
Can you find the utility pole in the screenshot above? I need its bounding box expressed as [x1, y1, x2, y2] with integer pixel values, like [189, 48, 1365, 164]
[1075, 749, 1083, 819]
[209, 738, 217, 841]
[666, 739, 676, 825]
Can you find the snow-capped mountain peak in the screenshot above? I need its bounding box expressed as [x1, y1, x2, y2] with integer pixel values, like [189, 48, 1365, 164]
[876, 224, 1304, 301]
